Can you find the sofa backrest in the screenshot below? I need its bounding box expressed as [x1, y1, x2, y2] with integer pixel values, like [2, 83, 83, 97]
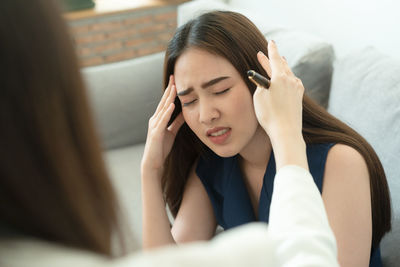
[328, 47, 400, 267]
[82, 52, 165, 150]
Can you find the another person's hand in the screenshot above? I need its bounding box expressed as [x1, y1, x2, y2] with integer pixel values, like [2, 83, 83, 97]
[141, 76, 185, 175]
[253, 40, 305, 144]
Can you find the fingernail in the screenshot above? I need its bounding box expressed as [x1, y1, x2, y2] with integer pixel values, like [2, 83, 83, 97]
[282, 56, 287, 61]
[270, 40, 275, 45]
[258, 51, 265, 56]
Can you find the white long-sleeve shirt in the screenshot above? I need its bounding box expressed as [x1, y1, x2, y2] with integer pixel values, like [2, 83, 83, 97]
[0, 165, 339, 267]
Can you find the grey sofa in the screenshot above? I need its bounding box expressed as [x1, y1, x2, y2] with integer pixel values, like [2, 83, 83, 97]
[82, 1, 400, 265]
[328, 47, 400, 266]
[83, 52, 164, 249]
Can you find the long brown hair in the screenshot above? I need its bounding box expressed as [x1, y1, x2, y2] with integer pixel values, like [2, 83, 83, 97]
[0, 0, 127, 255]
[162, 11, 391, 248]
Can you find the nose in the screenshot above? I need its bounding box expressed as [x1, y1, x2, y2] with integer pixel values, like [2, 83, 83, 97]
[199, 99, 219, 125]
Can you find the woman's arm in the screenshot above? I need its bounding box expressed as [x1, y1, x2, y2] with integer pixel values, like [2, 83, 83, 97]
[141, 75, 185, 249]
[322, 144, 372, 267]
[141, 75, 215, 249]
[141, 168, 176, 249]
[171, 164, 217, 243]
[142, 161, 216, 249]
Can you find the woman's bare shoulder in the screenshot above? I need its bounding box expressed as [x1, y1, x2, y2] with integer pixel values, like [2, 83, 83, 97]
[322, 143, 372, 266]
[324, 143, 369, 182]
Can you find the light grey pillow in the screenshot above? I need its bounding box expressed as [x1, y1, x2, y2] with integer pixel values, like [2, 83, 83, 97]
[265, 30, 335, 108]
[82, 52, 165, 150]
[328, 47, 400, 267]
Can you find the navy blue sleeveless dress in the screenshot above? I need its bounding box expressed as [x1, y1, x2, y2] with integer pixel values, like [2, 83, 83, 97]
[195, 143, 381, 267]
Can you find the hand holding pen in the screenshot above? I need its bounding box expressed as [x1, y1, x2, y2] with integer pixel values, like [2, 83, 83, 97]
[249, 40, 308, 171]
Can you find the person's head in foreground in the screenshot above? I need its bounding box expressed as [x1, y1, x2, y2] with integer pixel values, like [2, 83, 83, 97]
[0, 0, 128, 256]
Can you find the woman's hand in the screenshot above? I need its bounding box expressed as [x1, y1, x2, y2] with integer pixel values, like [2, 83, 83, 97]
[141, 76, 183, 248]
[141, 75, 185, 175]
[253, 40, 308, 171]
[253, 40, 304, 141]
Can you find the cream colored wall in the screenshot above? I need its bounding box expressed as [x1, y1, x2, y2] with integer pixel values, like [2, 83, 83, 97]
[227, 0, 400, 59]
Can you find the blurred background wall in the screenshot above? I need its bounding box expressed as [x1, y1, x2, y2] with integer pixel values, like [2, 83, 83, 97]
[227, 0, 400, 59]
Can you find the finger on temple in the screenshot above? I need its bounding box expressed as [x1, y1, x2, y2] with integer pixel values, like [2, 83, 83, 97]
[170, 74, 175, 86]
[257, 51, 272, 78]
[166, 76, 177, 107]
[157, 103, 175, 130]
[154, 75, 173, 116]
[155, 85, 176, 124]
[168, 112, 185, 135]
[167, 84, 177, 105]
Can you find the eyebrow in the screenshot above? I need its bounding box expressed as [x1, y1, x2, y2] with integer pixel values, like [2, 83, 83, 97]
[177, 76, 230, 96]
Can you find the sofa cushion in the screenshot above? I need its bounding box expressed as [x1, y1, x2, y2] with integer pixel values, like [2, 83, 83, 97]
[83, 52, 164, 150]
[265, 30, 334, 108]
[328, 47, 400, 267]
[178, 0, 334, 108]
[104, 143, 145, 249]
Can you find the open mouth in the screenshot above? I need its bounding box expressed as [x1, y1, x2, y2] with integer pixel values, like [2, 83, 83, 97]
[209, 128, 230, 137]
[207, 127, 231, 145]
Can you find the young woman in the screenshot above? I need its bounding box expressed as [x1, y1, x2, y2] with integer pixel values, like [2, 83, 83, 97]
[141, 11, 391, 267]
[0, 1, 339, 266]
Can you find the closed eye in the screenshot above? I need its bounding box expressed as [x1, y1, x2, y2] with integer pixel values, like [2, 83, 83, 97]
[183, 99, 197, 107]
[215, 88, 231, 95]
[183, 88, 230, 107]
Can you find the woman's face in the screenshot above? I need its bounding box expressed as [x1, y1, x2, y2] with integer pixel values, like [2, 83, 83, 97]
[174, 48, 259, 157]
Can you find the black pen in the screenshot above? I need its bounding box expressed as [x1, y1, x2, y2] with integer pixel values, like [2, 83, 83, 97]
[247, 70, 270, 89]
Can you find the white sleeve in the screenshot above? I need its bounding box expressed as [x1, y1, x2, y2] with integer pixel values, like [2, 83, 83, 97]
[111, 165, 339, 267]
[268, 165, 339, 267]
[113, 223, 276, 267]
